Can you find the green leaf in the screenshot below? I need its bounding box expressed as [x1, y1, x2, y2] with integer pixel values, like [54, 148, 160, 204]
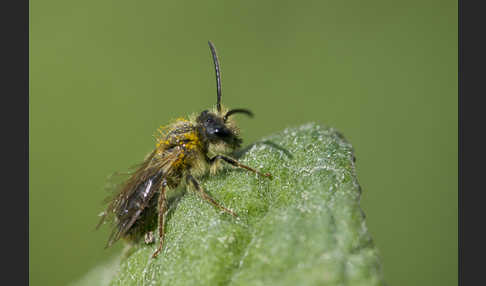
[74, 123, 385, 286]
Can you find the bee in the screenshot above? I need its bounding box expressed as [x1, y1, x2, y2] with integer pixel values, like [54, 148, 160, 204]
[96, 41, 273, 258]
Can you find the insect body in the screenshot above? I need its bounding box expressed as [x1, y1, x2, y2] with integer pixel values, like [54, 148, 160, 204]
[97, 41, 272, 258]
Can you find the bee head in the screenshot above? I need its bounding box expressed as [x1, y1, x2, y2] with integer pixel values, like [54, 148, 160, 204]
[196, 110, 242, 148]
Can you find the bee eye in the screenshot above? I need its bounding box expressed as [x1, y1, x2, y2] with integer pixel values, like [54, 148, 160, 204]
[214, 127, 231, 138]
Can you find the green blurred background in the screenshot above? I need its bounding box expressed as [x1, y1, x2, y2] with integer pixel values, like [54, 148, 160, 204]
[30, 0, 457, 285]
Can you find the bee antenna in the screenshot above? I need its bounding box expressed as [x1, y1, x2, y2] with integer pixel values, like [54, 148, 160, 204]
[224, 108, 254, 122]
[208, 41, 222, 113]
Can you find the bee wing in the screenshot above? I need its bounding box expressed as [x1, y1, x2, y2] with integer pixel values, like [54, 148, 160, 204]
[97, 147, 184, 248]
[104, 173, 163, 248]
[96, 151, 156, 227]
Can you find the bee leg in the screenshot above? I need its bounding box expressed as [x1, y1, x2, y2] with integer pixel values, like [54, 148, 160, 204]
[186, 174, 238, 217]
[152, 180, 168, 258]
[209, 155, 273, 180]
[144, 231, 155, 244]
